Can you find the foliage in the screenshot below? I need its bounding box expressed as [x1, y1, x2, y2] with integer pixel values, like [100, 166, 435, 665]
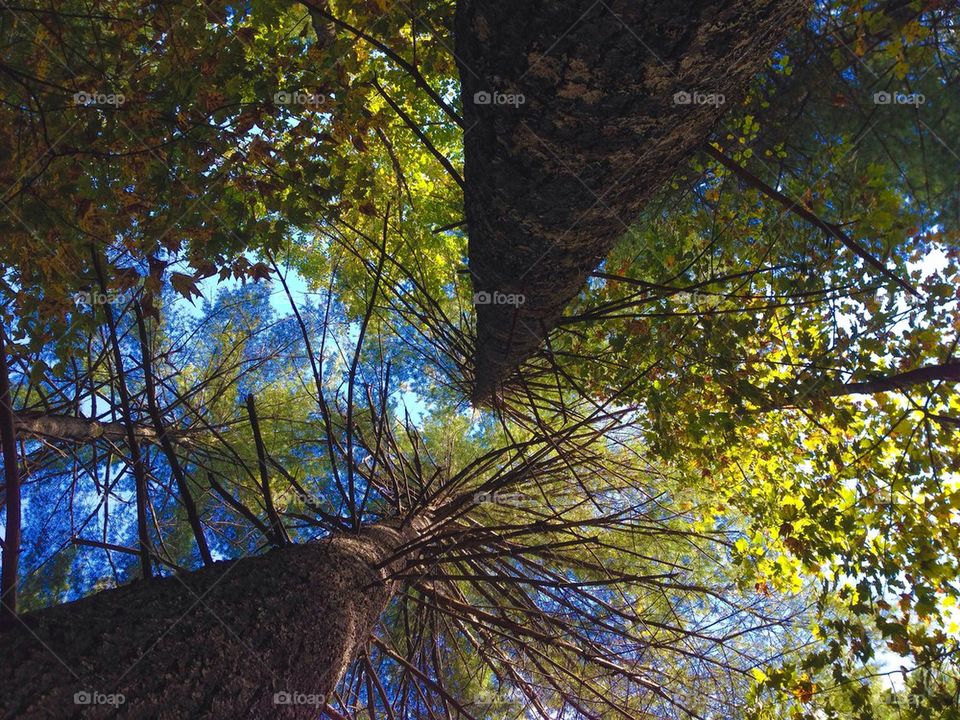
[1, 0, 959, 717]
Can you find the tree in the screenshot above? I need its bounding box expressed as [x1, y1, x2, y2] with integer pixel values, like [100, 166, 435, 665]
[3, 520, 427, 718]
[1, 281, 802, 719]
[458, 0, 808, 402]
[1, 0, 959, 719]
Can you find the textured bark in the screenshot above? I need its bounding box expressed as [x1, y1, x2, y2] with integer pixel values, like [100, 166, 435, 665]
[828, 360, 960, 397]
[756, 360, 960, 411]
[13, 412, 190, 447]
[0, 330, 21, 624]
[0, 520, 424, 719]
[457, 0, 810, 403]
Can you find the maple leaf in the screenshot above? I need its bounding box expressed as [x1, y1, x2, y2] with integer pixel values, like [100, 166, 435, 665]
[249, 263, 272, 281]
[170, 272, 204, 303]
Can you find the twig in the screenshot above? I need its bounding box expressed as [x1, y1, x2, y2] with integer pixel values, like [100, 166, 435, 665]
[705, 144, 920, 297]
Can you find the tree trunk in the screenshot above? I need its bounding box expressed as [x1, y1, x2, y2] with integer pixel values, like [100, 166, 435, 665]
[0, 330, 21, 625]
[457, 0, 810, 403]
[0, 520, 424, 719]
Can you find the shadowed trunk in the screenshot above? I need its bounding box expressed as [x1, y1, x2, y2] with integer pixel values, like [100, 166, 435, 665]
[457, 0, 810, 403]
[0, 330, 21, 624]
[0, 520, 425, 719]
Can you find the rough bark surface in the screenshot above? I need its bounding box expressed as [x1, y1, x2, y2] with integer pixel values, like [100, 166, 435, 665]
[13, 412, 189, 446]
[0, 521, 423, 719]
[829, 360, 960, 397]
[0, 330, 21, 624]
[457, 0, 810, 403]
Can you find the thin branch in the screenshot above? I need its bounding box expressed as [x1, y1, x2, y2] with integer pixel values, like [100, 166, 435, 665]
[705, 144, 920, 297]
[91, 248, 153, 579]
[372, 80, 464, 190]
[135, 300, 212, 565]
[245, 394, 288, 546]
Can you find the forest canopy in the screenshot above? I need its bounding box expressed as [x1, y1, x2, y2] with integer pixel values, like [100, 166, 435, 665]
[0, 0, 959, 718]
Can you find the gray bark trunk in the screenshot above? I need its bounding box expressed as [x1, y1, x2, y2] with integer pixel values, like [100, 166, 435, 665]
[13, 412, 191, 447]
[0, 521, 423, 719]
[457, 0, 810, 403]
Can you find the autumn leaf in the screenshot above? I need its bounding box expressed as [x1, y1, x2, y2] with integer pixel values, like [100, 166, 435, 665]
[170, 272, 203, 303]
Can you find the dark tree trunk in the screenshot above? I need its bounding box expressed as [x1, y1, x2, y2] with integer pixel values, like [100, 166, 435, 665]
[457, 0, 810, 403]
[0, 521, 424, 719]
[828, 360, 960, 397]
[0, 330, 21, 625]
[762, 360, 960, 409]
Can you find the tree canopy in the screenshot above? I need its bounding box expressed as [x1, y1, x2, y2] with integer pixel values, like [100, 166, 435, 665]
[1, 0, 959, 718]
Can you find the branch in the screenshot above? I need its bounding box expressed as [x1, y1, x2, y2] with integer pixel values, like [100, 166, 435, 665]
[92, 248, 153, 579]
[346, 203, 390, 528]
[372, 79, 464, 189]
[828, 360, 960, 397]
[301, 0, 465, 129]
[135, 301, 212, 566]
[705, 144, 920, 297]
[13, 411, 165, 444]
[207, 472, 272, 538]
[245, 394, 288, 546]
[764, 360, 960, 409]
